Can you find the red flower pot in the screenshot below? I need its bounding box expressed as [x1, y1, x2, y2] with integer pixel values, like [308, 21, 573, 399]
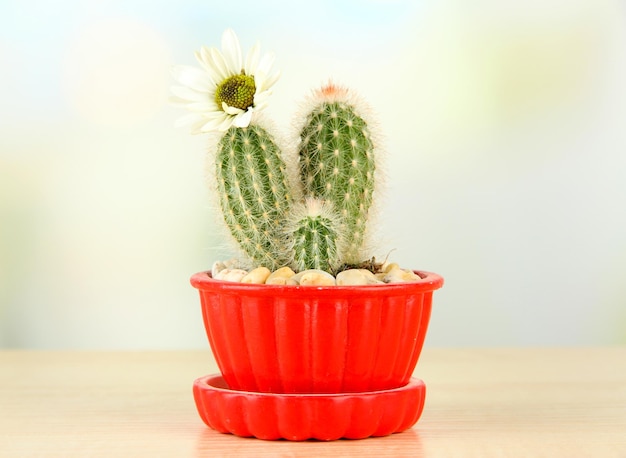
[190, 270, 443, 394]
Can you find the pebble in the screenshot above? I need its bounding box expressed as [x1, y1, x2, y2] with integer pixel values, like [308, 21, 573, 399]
[214, 268, 249, 282]
[211, 261, 227, 278]
[383, 267, 421, 283]
[291, 269, 336, 286]
[358, 269, 384, 284]
[241, 266, 271, 284]
[336, 269, 383, 286]
[265, 266, 296, 285]
[210, 260, 421, 285]
[212, 259, 243, 278]
[382, 262, 400, 273]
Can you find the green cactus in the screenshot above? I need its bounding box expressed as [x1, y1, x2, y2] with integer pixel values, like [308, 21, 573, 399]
[210, 85, 378, 273]
[173, 31, 388, 275]
[215, 123, 293, 270]
[287, 198, 344, 273]
[297, 85, 376, 263]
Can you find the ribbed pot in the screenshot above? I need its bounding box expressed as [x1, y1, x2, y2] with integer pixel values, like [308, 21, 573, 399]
[190, 270, 443, 394]
[193, 375, 427, 441]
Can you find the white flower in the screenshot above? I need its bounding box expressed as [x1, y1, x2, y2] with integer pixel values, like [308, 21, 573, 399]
[171, 29, 280, 134]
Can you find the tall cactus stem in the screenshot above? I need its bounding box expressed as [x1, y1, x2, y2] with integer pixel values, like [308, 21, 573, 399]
[296, 83, 379, 263]
[215, 122, 293, 270]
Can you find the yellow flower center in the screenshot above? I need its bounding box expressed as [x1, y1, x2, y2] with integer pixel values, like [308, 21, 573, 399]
[215, 74, 256, 111]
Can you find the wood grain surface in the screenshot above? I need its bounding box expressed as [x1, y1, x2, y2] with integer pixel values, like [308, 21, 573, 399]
[1, 347, 625, 457]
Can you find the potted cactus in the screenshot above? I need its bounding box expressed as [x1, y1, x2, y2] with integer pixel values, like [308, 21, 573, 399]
[172, 29, 443, 441]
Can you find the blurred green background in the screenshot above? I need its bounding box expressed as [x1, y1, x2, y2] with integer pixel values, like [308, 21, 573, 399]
[1, 0, 625, 348]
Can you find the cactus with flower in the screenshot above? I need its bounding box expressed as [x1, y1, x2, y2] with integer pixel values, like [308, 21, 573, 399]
[172, 29, 420, 285]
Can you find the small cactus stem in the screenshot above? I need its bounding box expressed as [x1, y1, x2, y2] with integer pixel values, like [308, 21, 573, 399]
[297, 83, 377, 263]
[215, 123, 293, 270]
[287, 198, 344, 273]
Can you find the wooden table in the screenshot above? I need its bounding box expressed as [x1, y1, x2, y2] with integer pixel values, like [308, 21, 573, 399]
[1, 348, 625, 457]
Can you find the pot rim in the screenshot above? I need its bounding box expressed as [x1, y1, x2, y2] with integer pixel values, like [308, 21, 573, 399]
[190, 269, 443, 296]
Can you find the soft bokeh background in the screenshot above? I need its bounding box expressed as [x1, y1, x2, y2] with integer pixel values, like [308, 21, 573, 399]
[1, 0, 625, 349]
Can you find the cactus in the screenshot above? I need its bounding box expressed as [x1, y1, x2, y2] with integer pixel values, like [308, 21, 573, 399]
[213, 84, 379, 272]
[215, 123, 293, 271]
[287, 198, 344, 273]
[297, 84, 377, 263]
[173, 30, 382, 274]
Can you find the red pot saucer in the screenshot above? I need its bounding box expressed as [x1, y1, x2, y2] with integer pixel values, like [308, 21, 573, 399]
[193, 374, 426, 441]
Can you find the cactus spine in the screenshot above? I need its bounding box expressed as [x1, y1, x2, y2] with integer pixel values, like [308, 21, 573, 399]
[215, 123, 293, 270]
[297, 85, 376, 263]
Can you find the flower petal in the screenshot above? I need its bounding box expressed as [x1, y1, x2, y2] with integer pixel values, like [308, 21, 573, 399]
[174, 112, 205, 128]
[222, 102, 244, 115]
[171, 29, 278, 134]
[245, 42, 261, 75]
[169, 95, 191, 106]
[217, 116, 235, 131]
[221, 29, 243, 74]
[253, 100, 268, 111]
[253, 90, 270, 108]
[171, 65, 212, 92]
[170, 85, 206, 102]
[257, 52, 276, 76]
[253, 68, 279, 94]
[233, 109, 253, 128]
[200, 114, 229, 132]
[186, 102, 219, 113]
[209, 48, 233, 80]
[263, 69, 281, 91]
[196, 46, 226, 84]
